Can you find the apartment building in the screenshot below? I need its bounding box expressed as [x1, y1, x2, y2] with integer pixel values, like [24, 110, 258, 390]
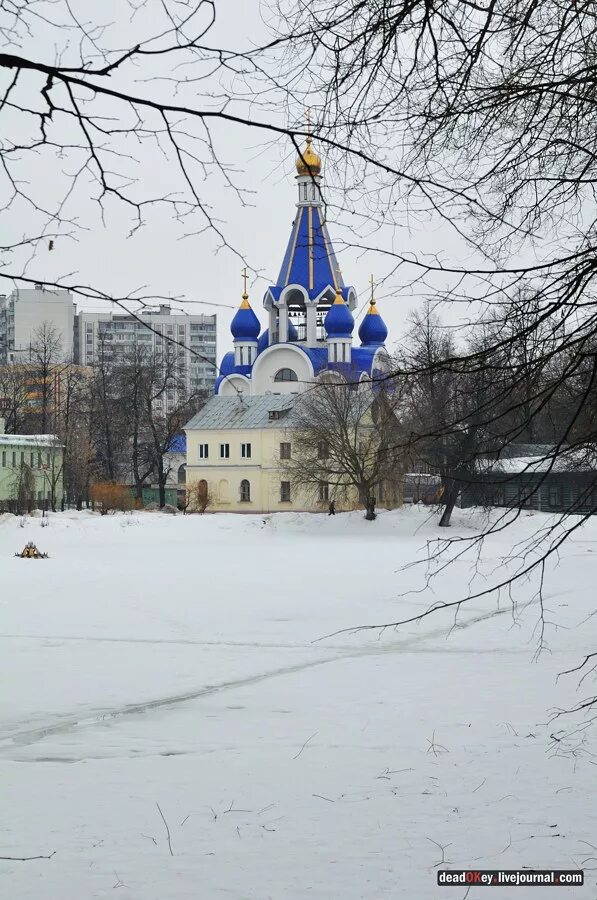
[76, 306, 217, 396]
[0, 289, 217, 396]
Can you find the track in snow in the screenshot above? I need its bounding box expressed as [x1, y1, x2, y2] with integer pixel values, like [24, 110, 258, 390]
[0, 602, 525, 756]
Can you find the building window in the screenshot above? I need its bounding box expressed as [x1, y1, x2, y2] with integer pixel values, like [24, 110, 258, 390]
[548, 487, 561, 508]
[318, 440, 329, 459]
[274, 368, 298, 382]
[12, 451, 16, 467]
[20, 451, 24, 467]
[241, 443, 251, 459]
[240, 479, 251, 502]
[30, 452, 34, 468]
[1, 450, 5, 467]
[38, 452, 42, 469]
[219, 443, 230, 459]
[198, 444, 209, 460]
[318, 482, 329, 502]
[280, 442, 291, 460]
[280, 481, 291, 502]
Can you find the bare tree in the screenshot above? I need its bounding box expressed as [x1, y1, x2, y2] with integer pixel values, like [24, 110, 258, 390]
[117, 345, 158, 504]
[10, 460, 35, 515]
[26, 323, 64, 434]
[282, 375, 403, 520]
[139, 347, 206, 508]
[91, 333, 130, 483]
[56, 366, 93, 509]
[116, 342, 206, 508]
[0, 363, 30, 433]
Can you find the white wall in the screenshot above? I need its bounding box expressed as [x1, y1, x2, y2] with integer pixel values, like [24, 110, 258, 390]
[250, 344, 314, 395]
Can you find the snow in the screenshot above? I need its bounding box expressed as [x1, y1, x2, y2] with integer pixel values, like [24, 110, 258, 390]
[0, 434, 62, 446]
[1, 506, 596, 898]
[480, 448, 597, 474]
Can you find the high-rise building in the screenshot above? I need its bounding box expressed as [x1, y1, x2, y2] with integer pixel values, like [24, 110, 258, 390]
[0, 288, 217, 399]
[76, 306, 217, 397]
[0, 294, 8, 363]
[0, 286, 75, 363]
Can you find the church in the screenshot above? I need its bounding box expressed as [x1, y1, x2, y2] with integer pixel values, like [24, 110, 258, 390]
[184, 136, 392, 513]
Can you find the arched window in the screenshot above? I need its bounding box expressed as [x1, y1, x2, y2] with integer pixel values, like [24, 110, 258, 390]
[218, 478, 229, 502]
[240, 479, 251, 502]
[177, 464, 186, 485]
[274, 368, 298, 382]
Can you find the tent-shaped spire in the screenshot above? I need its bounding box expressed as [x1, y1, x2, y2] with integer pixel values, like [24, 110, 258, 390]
[270, 205, 345, 301]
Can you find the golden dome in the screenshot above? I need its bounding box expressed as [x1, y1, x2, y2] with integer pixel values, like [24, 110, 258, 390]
[296, 136, 322, 176]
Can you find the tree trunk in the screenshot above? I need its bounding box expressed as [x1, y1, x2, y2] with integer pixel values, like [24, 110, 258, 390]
[356, 483, 377, 521]
[439, 479, 459, 527]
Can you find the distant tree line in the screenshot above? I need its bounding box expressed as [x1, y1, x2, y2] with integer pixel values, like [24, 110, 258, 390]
[282, 296, 589, 527]
[0, 323, 207, 509]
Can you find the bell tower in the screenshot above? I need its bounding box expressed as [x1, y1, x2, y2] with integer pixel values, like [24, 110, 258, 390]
[263, 122, 357, 349]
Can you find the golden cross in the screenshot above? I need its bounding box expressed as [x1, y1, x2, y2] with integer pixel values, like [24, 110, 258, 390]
[305, 106, 312, 139]
[241, 266, 249, 298]
[370, 274, 375, 303]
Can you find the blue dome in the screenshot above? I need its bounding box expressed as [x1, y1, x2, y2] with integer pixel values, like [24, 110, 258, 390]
[358, 301, 388, 346]
[231, 298, 260, 341]
[256, 321, 298, 354]
[325, 294, 354, 338]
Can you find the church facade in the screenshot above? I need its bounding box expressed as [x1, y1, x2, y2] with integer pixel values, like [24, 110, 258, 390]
[184, 137, 392, 513]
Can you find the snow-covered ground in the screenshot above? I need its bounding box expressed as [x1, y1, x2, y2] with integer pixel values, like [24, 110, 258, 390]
[1, 507, 596, 898]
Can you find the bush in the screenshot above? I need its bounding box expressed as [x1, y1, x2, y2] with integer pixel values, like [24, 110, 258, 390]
[187, 480, 211, 513]
[89, 482, 135, 515]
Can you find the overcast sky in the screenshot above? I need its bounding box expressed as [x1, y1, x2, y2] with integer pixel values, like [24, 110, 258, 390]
[0, 0, 476, 360]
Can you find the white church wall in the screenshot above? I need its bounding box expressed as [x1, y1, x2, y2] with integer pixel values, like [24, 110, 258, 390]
[250, 344, 314, 395]
[218, 374, 250, 397]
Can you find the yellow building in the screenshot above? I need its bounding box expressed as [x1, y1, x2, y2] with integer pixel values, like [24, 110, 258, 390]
[186, 394, 354, 512]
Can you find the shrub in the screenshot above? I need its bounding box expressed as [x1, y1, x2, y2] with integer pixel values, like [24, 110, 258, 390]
[187, 479, 211, 513]
[89, 482, 135, 515]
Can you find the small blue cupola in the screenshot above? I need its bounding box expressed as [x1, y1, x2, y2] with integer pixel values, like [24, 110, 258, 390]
[231, 296, 260, 341]
[231, 275, 260, 370]
[325, 289, 355, 338]
[358, 298, 388, 347]
[325, 288, 354, 363]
